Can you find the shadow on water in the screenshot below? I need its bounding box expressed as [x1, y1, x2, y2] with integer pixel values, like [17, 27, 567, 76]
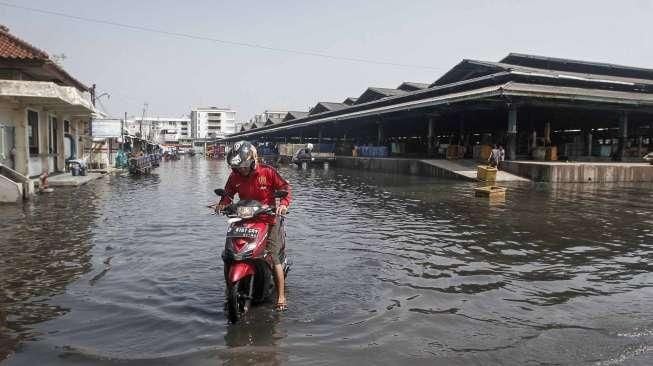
[0, 159, 652, 365]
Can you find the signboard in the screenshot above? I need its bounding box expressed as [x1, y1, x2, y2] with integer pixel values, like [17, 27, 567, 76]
[91, 118, 121, 138]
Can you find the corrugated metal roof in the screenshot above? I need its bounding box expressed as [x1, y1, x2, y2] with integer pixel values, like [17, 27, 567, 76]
[397, 82, 430, 91]
[230, 80, 653, 139]
[229, 53, 653, 139]
[233, 85, 505, 138]
[432, 59, 653, 89]
[355, 87, 408, 104]
[501, 81, 653, 105]
[502, 53, 653, 81]
[309, 102, 348, 115]
[283, 111, 309, 121]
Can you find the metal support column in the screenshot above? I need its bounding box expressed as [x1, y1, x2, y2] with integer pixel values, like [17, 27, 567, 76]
[619, 111, 628, 159]
[459, 114, 465, 145]
[507, 106, 518, 160]
[427, 117, 434, 156]
[377, 121, 384, 146]
[586, 129, 593, 157]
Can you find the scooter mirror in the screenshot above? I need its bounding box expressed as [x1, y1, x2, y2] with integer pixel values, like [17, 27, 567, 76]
[274, 190, 288, 199]
[215, 188, 226, 196]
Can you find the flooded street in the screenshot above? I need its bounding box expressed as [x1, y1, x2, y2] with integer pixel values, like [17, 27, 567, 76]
[1, 158, 652, 365]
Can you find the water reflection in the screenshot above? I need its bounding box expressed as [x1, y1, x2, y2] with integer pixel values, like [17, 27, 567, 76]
[222, 310, 284, 366]
[0, 184, 103, 360]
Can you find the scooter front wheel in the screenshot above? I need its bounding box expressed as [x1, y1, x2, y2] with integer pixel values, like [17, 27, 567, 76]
[226, 277, 252, 323]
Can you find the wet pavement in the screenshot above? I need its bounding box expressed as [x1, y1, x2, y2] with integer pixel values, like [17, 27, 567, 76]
[1, 158, 652, 365]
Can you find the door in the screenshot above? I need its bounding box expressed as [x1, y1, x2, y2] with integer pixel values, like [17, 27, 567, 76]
[0, 124, 15, 169]
[49, 117, 59, 171]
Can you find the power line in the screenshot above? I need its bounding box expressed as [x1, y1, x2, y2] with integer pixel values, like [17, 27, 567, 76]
[0, 1, 444, 71]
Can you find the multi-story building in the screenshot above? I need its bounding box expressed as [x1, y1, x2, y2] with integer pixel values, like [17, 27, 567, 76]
[125, 116, 191, 144]
[190, 107, 237, 138]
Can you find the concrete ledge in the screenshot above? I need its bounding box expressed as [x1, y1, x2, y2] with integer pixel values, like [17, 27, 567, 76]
[45, 172, 105, 187]
[0, 79, 94, 112]
[333, 156, 471, 179]
[501, 161, 653, 182]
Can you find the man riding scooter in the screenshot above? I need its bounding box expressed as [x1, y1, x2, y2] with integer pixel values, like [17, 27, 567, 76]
[291, 143, 314, 168]
[214, 141, 292, 311]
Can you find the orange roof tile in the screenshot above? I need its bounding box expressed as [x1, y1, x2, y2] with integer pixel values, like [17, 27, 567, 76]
[0, 25, 89, 91]
[0, 25, 49, 60]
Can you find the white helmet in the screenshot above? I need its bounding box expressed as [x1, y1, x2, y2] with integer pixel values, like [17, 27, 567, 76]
[306, 143, 314, 151]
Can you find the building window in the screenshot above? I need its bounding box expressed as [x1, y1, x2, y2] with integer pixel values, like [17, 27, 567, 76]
[28, 110, 39, 155]
[64, 120, 70, 133]
[49, 116, 58, 154]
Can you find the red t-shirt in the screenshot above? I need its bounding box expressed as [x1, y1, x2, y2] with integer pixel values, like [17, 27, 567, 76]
[219, 164, 292, 223]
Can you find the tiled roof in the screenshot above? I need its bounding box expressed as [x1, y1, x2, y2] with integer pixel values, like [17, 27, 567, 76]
[0, 25, 89, 91]
[0, 25, 49, 60]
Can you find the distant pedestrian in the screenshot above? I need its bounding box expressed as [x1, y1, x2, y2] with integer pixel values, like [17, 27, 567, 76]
[498, 145, 505, 167]
[488, 144, 501, 168]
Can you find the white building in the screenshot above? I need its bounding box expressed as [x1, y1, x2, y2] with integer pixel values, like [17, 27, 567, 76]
[190, 107, 237, 138]
[250, 110, 287, 124]
[0, 26, 98, 201]
[247, 110, 288, 130]
[125, 116, 191, 144]
[262, 110, 287, 121]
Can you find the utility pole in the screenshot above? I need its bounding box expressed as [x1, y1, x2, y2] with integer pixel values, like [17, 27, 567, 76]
[139, 102, 149, 138]
[122, 111, 126, 147]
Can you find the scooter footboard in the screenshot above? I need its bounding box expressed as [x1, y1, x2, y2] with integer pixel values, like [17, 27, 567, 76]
[228, 262, 255, 285]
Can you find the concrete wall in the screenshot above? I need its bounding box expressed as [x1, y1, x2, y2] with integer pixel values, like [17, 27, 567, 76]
[502, 161, 653, 182]
[0, 105, 80, 178]
[0, 164, 33, 201]
[0, 174, 22, 203]
[334, 156, 462, 179]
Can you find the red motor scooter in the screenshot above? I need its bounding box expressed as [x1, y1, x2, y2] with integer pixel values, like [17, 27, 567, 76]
[214, 188, 291, 323]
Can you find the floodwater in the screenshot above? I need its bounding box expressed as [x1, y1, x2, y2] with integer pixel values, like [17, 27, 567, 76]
[1, 158, 652, 365]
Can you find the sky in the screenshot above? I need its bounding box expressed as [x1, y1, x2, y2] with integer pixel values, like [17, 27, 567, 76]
[2, 0, 653, 121]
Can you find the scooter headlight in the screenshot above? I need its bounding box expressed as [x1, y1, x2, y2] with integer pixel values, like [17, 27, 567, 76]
[236, 206, 256, 219]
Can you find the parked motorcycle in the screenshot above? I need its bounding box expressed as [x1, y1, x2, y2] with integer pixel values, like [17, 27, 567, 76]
[214, 188, 291, 323]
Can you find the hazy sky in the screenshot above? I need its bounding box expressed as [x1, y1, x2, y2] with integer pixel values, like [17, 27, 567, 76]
[3, 0, 653, 121]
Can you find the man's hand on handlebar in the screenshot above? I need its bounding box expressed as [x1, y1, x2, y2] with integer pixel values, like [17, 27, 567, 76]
[276, 204, 288, 216]
[208, 202, 227, 214]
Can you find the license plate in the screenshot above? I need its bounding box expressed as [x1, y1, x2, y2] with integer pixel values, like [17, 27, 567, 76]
[227, 226, 259, 238]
